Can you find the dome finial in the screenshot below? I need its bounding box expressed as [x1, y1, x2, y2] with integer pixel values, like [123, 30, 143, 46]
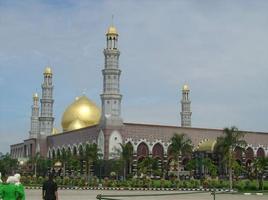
[44, 66, 52, 75]
[182, 84, 190, 91]
[106, 15, 118, 35]
[33, 92, 38, 99]
[112, 14, 114, 26]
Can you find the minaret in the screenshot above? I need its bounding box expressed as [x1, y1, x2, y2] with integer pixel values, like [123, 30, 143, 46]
[180, 84, 192, 127]
[100, 25, 123, 127]
[29, 93, 40, 138]
[39, 67, 54, 135]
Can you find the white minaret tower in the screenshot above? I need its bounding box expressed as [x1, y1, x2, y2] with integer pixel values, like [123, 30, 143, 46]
[100, 25, 123, 127]
[39, 67, 54, 135]
[180, 84, 192, 127]
[29, 93, 40, 138]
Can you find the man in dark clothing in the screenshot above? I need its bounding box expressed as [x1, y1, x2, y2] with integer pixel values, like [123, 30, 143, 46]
[42, 174, 58, 200]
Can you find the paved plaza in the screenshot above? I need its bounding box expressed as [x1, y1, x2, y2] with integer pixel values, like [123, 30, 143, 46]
[26, 189, 267, 200]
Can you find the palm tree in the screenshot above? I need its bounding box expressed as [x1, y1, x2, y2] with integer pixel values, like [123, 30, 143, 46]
[137, 156, 158, 177]
[59, 148, 67, 176]
[253, 157, 268, 190]
[215, 126, 246, 191]
[84, 143, 99, 180]
[119, 143, 133, 180]
[169, 133, 193, 177]
[30, 152, 40, 177]
[0, 153, 18, 176]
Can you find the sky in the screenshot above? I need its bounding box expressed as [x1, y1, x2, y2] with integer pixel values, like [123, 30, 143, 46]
[0, 0, 268, 153]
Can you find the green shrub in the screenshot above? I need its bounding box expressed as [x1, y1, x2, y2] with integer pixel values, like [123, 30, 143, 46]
[263, 181, 268, 190]
[37, 176, 44, 184]
[163, 180, 172, 188]
[152, 180, 161, 188]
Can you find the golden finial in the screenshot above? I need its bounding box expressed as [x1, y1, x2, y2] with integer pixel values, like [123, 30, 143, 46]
[182, 84, 190, 91]
[33, 93, 38, 99]
[106, 15, 118, 35]
[44, 66, 52, 74]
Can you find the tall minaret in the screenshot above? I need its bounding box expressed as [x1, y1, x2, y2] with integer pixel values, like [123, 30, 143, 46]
[180, 84, 192, 127]
[100, 25, 123, 127]
[39, 67, 54, 135]
[29, 93, 40, 138]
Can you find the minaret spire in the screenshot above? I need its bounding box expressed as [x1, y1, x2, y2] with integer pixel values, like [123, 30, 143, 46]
[39, 66, 54, 135]
[180, 84, 192, 127]
[100, 25, 123, 126]
[29, 93, 40, 138]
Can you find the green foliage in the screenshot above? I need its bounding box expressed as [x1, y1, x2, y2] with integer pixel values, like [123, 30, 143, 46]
[215, 126, 247, 190]
[0, 153, 18, 176]
[169, 133, 193, 161]
[137, 157, 160, 176]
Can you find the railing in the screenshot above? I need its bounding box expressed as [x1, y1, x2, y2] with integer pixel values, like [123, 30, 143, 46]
[96, 190, 214, 200]
[96, 189, 268, 200]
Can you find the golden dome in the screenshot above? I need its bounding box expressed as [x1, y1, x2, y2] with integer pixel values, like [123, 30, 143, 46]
[196, 139, 217, 153]
[44, 67, 52, 74]
[51, 127, 59, 135]
[106, 26, 118, 35]
[33, 93, 38, 99]
[54, 161, 62, 167]
[182, 84, 190, 91]
[61, 96, 101, 132]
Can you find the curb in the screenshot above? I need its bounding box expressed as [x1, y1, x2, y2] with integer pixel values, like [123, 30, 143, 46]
[24, 186, 233, 192]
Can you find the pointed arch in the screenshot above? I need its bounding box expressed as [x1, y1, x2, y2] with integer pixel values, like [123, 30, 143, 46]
[234, 146, 243, 161]
[137, 142, 149, 159]
[257, 147, 265, 158]
[245, 147, 254, 160]
[73, 146, 77, 156]
[152, 143, 164, 159]
[52, 149, 56, 159]
[56, 148, 61, 158]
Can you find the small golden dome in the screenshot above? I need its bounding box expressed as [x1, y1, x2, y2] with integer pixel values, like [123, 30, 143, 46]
[182, 84, 190, 91]
[54, 161, 62, 167]
[106, 26, 118, 35]
[33, 93, 38, 99]
[61, 96, 101, 132]
[196, 139, 217, 153]
[51, 127, 59, 135]
[44, 67, 52, 74]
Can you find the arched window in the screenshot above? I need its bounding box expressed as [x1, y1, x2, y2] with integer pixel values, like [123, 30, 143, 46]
[152, 143, 164, 159]
[234, 146, 243, 161]
[245, 147, 254, 160]
[137, 142, 149, 159]
[257, 147, 265, 158]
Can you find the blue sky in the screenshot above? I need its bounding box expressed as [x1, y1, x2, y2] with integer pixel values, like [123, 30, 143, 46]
[1, 0, 268, 153]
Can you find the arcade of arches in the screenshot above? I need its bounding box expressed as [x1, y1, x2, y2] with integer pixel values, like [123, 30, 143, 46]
[48, 141, 267, 177]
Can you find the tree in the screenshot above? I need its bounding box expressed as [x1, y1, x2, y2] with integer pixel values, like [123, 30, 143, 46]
[84, 143, 99, 180]
[215, 126, 246, 191]
[29, 152, 40, 177]
[137, 156, 158, 177]
[28, 153, 51, 176]
[0, 153, 18, 176]
[185, 157, 217, 178]
[203, 158, 217, 178]
[119, 143, 133, 180]
[169, 133, 193, 177]
[253, 157, 268, 190]
[59, 148, 67, 176]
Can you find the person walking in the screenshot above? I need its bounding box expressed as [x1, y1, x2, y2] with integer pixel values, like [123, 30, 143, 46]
[42, 174, 58, 200]
[14, 174, 25, 200]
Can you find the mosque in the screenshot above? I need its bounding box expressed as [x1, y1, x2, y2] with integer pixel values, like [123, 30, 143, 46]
[10, 25, 268, 174]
